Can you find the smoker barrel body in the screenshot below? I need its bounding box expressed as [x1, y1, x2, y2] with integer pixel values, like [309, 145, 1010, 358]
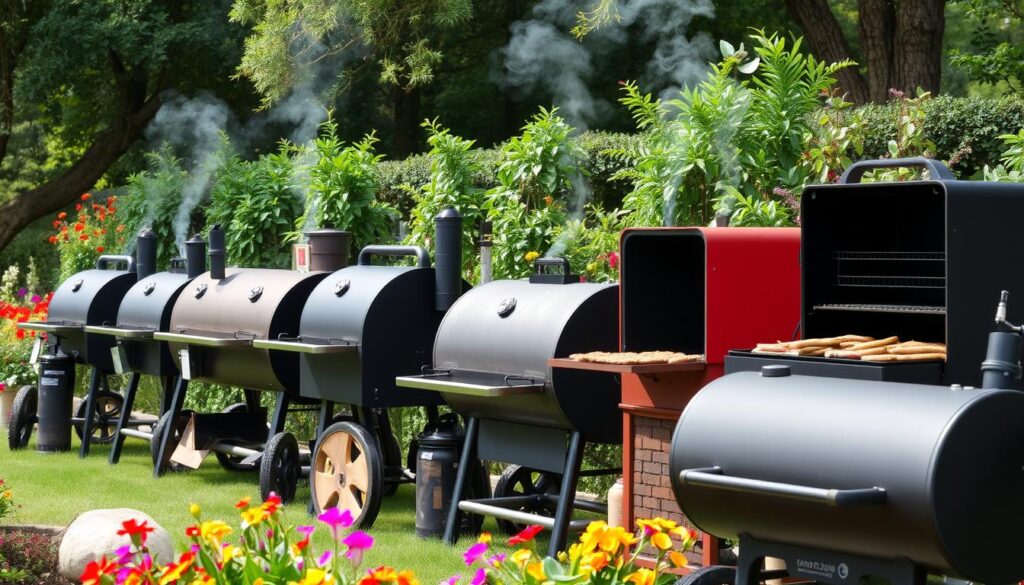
[47, 268, 137, 370]
[432, 280, 620, 443]
[296, 265, 457, 407]
[670, 371, 1024, 584]
[166, 268, 328, 393]
[113, 271, 192, 376]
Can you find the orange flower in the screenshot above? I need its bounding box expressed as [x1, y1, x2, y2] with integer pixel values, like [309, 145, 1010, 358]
[235, 496, 251, 510]
[75, 203, 82, 211]
[48, 236, 57, 244]
[52, 220, 61, 228]
[81, 193, 92, 200]
[73, 223, 84, 232]
[58, 211, 67, 219]
[96, 246, 105, 253]
[79, 234, 89, 241]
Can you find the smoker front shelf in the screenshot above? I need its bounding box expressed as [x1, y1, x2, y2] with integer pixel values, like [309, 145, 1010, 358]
[252, 338, 359, 354]
[154, 331, 254, 348]
[396, 372, 544, 397]
[17, 321, 82, 334]
[813, 303, 946, 315]
[548, 358, 706, 374]
[84, 325, 155, 339]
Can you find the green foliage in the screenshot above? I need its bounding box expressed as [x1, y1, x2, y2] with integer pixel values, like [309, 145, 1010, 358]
[983, 128, 1024, 181]
[802, 89, 865, 183]
[121, 147, 191, 267]
[207, 146, 304, 269]
[405, 119, 486, 277]
[949, 0, 1024, 92]
[292, 122, 395, 252]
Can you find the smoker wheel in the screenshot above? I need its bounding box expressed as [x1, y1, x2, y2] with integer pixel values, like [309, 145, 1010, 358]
[73, 391, 123, 445]
[380, 426, 403, 497]
[150, 410, 194, 474]
[215, 403, 260, 472]
[310, 421, 384, 529]
[7, 385, 37, 450]
[494, 464, 561, 535]
[464, 461, 492, 534]
[672, 566, 737, 585]
[261, 432, 300, 503]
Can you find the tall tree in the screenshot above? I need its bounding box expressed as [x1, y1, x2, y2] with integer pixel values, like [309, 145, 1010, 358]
[0, 0, 247, 252]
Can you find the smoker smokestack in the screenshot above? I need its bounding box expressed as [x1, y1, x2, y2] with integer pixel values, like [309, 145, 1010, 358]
[434, 207, 463, 312]
[209, 224, 226, 280]
[136, 229, 157, 281]
[185, 235, 207, 279]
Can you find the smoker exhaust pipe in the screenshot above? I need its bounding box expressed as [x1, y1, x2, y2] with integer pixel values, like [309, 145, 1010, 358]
[209, 224, 226, 280]
[136, 229, 157, 281]
[434, 207, 463, 312]
[184, 235, 207, 279]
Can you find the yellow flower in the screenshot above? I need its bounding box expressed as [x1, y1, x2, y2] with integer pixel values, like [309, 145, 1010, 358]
[221, 545, 241, 562]
[580, 552, 610, 576]
[651, 532, 672, 551]
[580, 521, 637, 556]
[200, 520, 232, 547]
[370, 567, 398, 582]
[478, 532, 492, 544]
[290, 569, 335, 585]
[636, 518, 678, 534]
[254, 580, 265, 585]
[0, 490, 11, 500]
[669, 551, 688, 568]
[511, 548, 533, 568]
[525, 251, 540, 262]
[626, 568, 656, 585]
[188, 575, 214, 585]
[189, 503, 201, 519]
[397, 569, 420, 585]
[586, 262, 597, 273]
[242, 507, 269, 526]
[526, 562, 546, 581]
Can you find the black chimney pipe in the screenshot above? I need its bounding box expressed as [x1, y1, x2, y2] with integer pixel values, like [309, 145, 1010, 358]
[136, 229, 157, 282]
[434, 206, 462, 312]
[184, 235, 207, 279]
[209, 224, 226, 280]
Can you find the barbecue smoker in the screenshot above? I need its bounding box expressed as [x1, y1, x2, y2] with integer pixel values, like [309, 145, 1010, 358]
[669, 292, 1024, 585]
[728, 157, 1024, 387]
[398, 259, 620, 556]
[152, 225, 333, 489]
[252, 207, 475, 527]
[14, 249, 139, 456]
[609, 227, 800, 567]
[84, 230, 207, 465]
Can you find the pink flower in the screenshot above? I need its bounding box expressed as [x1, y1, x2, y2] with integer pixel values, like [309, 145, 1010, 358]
[297, 525, 315, 538]
[114, 545, 133, 565]
[464, 542, 488, 566]
[471, 568, 487, 585]
[318, 507, 354, 540]
[343, 530, 374, 566]
[487, 554, 506, 567]
[443, 577, 460, 585]
[608, 251, 619, 269]
[318, 550, 334, 567]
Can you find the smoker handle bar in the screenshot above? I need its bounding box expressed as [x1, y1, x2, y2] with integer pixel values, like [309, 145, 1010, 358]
[839, 157, 955, 184]
[83, 325, 154, 339]
[252, 339, 359, 354]
[357, 245, 431, 268]
[96, 254, 136, 272]
[17, 321, 82, 334]
[154, 332, 253, 347]
[679, 467, 887, 507]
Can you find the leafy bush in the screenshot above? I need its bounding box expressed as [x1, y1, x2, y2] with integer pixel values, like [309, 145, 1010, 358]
[120, 147, 192, 268]
[0, 294, 49, 390]
[0, 530, 57, 585]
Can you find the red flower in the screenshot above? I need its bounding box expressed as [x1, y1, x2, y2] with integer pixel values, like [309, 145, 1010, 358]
[81, 193, 92, 201]
[79, 234, 89, 241]
[80, 556, 117, 585]
[608, 251, 619, 269]
[52, 220, 61, 229]
[509, 525, 544, 545]
[96, 246, 105, 253]
[117, 518, 155, 545]
[58, 212, 67, 219]
[75, 203, 82, 211]
[73, 223, 84, 232]
[185, 525, 200, 538]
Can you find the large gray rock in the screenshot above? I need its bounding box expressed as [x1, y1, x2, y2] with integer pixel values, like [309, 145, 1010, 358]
[58, 508, 174, 579]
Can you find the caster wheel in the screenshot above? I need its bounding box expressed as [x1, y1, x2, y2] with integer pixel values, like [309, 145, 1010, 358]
[673, 566, 737, 585]
[310, 421, 384, 528]
[261, 432, 300, 503]
[7, 385, 37, 450]
[74, 391, 124, 445]
[150, 410, 193, 474]
[494, 464, 561, 535]
[215, 403, 259, 472]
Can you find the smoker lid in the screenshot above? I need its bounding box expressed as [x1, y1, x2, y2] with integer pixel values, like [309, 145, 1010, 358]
[116, 271, 192, 331]
[47, 268, 137, 326]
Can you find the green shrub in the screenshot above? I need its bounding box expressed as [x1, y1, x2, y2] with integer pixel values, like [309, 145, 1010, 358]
[120, 146, 191, 268]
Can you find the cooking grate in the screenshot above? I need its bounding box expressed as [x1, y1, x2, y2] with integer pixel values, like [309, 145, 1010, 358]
[813, 303, 946, 315]
[835, 251, 946, 290]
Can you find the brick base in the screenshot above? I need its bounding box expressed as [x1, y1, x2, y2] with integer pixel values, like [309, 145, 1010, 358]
[632, 415, 685, 522]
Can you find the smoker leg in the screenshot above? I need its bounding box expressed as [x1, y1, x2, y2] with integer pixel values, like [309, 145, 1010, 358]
[154, 377, 188, 478]
[308, 401, 335, 515]
[159, 376, 174, 415]
[444, 416, 478, 546]
[425, 405, 440, 425]
[735, 535, 766, 585]
[268, 393, 289, 438]
[548, 431, 585, 558]
[243, 389, 260, 412]
[108, 372, 142, 465]
[78, 368, 103, 458]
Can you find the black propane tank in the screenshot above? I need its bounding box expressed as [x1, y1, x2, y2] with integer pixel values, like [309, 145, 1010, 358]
[415, 413, 464, 537]
[35, 352, 76, 452]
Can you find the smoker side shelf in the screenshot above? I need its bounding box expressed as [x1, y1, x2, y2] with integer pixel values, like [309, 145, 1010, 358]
[252, 338, 359, 354]
[812, 303, 946, 315]
[17, 321, 82, 334]
[154, 331, 254, 348]
[395, 374, 545, 397]
[83, 325, 155, 339]
[548, 358, 707, 374]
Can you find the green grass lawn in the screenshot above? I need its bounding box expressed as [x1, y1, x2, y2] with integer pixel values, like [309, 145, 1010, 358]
[0, 433, 520, 583]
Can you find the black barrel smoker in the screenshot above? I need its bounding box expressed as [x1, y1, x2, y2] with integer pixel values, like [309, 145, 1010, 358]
[152, 225, 335, 493]
[669, 292, 1024, 585]
[397, 259, 621, 556]
[14, 250, 139, 456]
[84, 231, 207, 464]
[252, 207, 487, 528]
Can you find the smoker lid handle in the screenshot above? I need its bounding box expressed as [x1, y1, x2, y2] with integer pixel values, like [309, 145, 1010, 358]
[96, 255, 136, 272]
[838, 157, 955, 184]
[357, 246, 431, 268]
[679, 467, 887, 507]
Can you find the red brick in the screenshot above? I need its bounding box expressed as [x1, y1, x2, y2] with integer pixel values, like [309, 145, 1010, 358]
[651, 451, 668, 464]
[636, 449, 652, 462]
[661, 499, 682, 513]
[643, 461, 661, 474]
[653, 486, 673, 500]
[636, 507, 652, 519]
[634, 484, 651, 497]
[652, 427, 671, 441]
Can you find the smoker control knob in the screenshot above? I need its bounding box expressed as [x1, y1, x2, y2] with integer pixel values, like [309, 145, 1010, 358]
[333, 280, 351, 297]
[248, 286, 264, 302]
[760, 365, 791, 378]
[497, 297, 517, 318]
[71, 279, 84, 292]
[143, 281, 157, 296]
[194, 283, 208, 299]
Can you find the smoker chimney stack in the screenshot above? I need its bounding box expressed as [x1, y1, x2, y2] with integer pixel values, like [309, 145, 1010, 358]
[434, 207, 463, 312]
[209, 224, 226, 280]
[185, 235, 207, 279]
[136, 229, 157, 281]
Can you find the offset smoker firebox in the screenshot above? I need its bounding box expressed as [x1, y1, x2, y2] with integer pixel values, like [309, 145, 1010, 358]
[728, 158, 1024, 387]
[398, 259, 620, 556]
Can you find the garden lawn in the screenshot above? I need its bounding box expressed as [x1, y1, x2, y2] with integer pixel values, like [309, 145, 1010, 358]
[0, 434, 521, 583]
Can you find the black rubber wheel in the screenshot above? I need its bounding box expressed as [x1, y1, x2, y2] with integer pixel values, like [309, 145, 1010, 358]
[673, 566, 737, 585]
[150, 410, 193, 473]
[406, 438, 419, 474]
[215, 403, 259, 472]
[463, 461, 492, 534]
[380, 426, 403, 497]
[73, 391, 124, 445]
[310, 421, 384, 529]
[7, 385, 37, 450]
[494, 464, 561, 535]
[261, 431, 300, 503]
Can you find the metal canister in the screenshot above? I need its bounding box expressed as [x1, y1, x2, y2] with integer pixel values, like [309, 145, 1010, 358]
[415, 414, 464, 538]
[36, 352, 76, 452]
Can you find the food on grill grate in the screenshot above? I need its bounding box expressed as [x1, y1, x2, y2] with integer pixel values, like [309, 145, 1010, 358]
[752, 335, 946, 361]
[569, 351, 704, 365]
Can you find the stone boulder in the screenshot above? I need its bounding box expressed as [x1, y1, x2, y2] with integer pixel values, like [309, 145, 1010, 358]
[58, 508, 174, 579]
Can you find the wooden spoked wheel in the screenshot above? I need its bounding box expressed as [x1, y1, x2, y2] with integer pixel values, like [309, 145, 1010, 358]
[74, 390, 124, 444]
[494, 464, 562, 535]
[310, 421, 383, 528]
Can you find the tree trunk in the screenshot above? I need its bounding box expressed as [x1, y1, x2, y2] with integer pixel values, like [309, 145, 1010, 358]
[858, 0, 896, 102]
[0, 94, 163, 251]
[894, 0, 945, 95]
[392, 85, 421, 158]
[784, 0, 869, 104]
